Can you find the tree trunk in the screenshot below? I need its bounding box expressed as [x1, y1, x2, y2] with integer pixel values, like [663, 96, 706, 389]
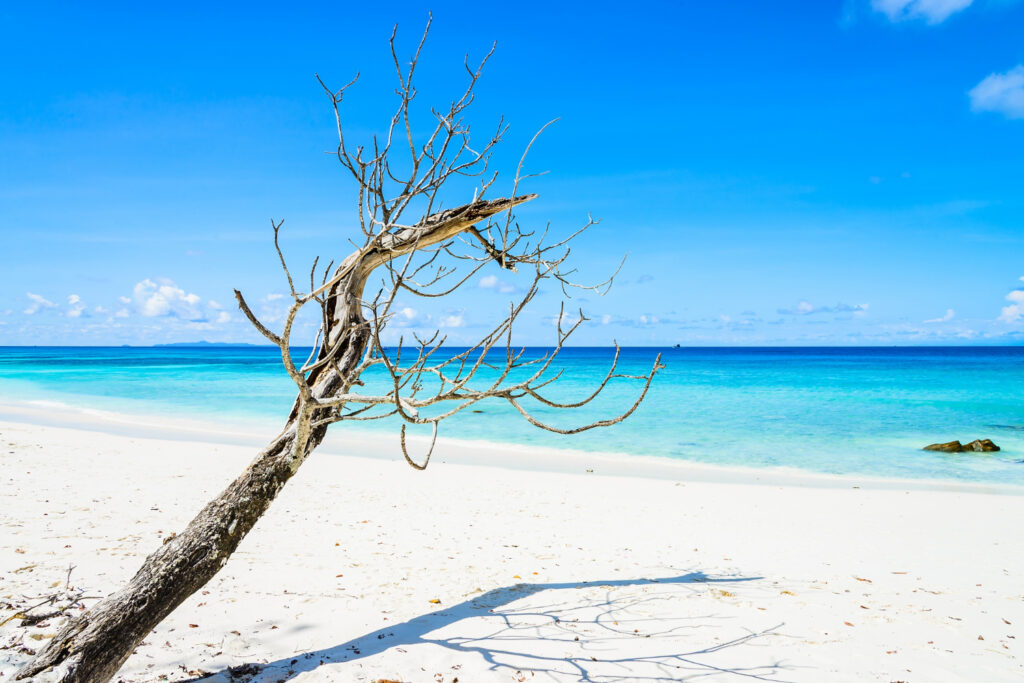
[17, 430, 305, 681]
[17, 333, 367, 683]
[17, 196, 531, 682]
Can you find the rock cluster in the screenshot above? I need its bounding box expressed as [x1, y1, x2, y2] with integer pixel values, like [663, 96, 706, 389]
[923, 439, 1000, 453]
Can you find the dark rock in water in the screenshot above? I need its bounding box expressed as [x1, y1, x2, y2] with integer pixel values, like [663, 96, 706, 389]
[924, 440, 963, 453]
[923, 439, 999, 453]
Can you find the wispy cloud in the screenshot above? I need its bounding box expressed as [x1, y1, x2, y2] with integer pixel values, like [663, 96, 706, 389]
[871, 0, 973, 24]
[251, 293, 293, 325]
[924, 308, 955, 323]
[777, 301, 869, 316]
[132, 278, 205, 321]
[969, 65, 1024, 119]
[596, 313, 692, 328]
[23, 292, 56, 315]
[439, 311, 465, 328]
[386, 305, 433, 329]
[1000, 289, 1024, 323]
[66, 294, 87, 318]
[207, 300, 230, 323]
[478, 274, 519, 294]
[548, 310, 585, 329]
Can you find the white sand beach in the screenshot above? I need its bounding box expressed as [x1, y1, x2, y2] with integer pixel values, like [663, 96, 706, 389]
[2, 417, 1023, 682]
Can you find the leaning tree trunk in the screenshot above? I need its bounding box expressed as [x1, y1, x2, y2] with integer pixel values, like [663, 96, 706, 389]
[17, 196, 532, 683]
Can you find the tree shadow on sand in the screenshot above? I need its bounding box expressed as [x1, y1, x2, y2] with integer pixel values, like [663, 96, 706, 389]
[195, 571, 793, 682]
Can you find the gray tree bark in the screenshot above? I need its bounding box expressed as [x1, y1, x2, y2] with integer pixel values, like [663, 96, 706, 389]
[16, 197, 528, 683]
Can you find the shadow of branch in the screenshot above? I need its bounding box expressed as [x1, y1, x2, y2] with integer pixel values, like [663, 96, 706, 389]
[192, 572, 793, 682]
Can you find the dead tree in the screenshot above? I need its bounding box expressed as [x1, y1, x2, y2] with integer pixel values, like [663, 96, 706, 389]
[18, 19, 662, 683]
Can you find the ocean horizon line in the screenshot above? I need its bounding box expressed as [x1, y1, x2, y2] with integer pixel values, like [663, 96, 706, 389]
[2, 343, 1024, 350]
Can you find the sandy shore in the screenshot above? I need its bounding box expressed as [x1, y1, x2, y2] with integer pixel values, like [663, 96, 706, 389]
[1, 418, 1023, 682]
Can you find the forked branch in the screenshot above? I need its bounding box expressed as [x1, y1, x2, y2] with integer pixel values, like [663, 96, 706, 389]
[15, 18, 663, 683]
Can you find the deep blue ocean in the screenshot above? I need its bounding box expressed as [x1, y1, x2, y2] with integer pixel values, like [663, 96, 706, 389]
[1, 345, 1023, 485]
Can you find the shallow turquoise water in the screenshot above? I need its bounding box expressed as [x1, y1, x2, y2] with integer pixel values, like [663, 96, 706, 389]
[1, 346, 1023, 484]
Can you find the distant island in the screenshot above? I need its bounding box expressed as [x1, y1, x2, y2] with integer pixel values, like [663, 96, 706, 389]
[152, 341, 263, 348]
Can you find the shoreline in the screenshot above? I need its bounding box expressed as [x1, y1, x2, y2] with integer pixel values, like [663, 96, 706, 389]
[2, 397, 1023, 497]
[1, 418, 1022, 681]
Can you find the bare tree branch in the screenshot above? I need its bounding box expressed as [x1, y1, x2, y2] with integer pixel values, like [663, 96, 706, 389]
[19, 19, 662, 682]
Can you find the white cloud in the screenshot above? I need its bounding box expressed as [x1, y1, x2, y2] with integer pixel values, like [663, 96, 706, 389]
[132, 278, 205, 320]
[478, 274, 518, 294]
[118, 296, 131, 304]
[24, 292, 56, 315]
[375, 307, 435, 343]
[94, 305, 107, 314]
[778, 301, 869, 316]
[114, 308, 130, 319]
[601, 314, 613, 325]
[969, 66, 1024, 119]
[215, 311, 231, 324]
[1000, 290, 1024, 323]
[924, 308, 955, 323]
[251, 293, 292, 324]
[387, 306, 428, 328]
[871, 0, 973, 24]
[439, 311, 465, 328]
[549, 310, 583, 329]
[66, 294, 86, 318]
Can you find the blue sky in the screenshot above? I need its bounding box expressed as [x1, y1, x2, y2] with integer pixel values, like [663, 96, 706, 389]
[2, 0, 1023, 346]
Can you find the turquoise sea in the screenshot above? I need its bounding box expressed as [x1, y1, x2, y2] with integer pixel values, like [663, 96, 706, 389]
[1, 345, 1023, 486]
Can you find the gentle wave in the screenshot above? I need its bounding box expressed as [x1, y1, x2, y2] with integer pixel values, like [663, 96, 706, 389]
[1, 345, 1023, 484]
